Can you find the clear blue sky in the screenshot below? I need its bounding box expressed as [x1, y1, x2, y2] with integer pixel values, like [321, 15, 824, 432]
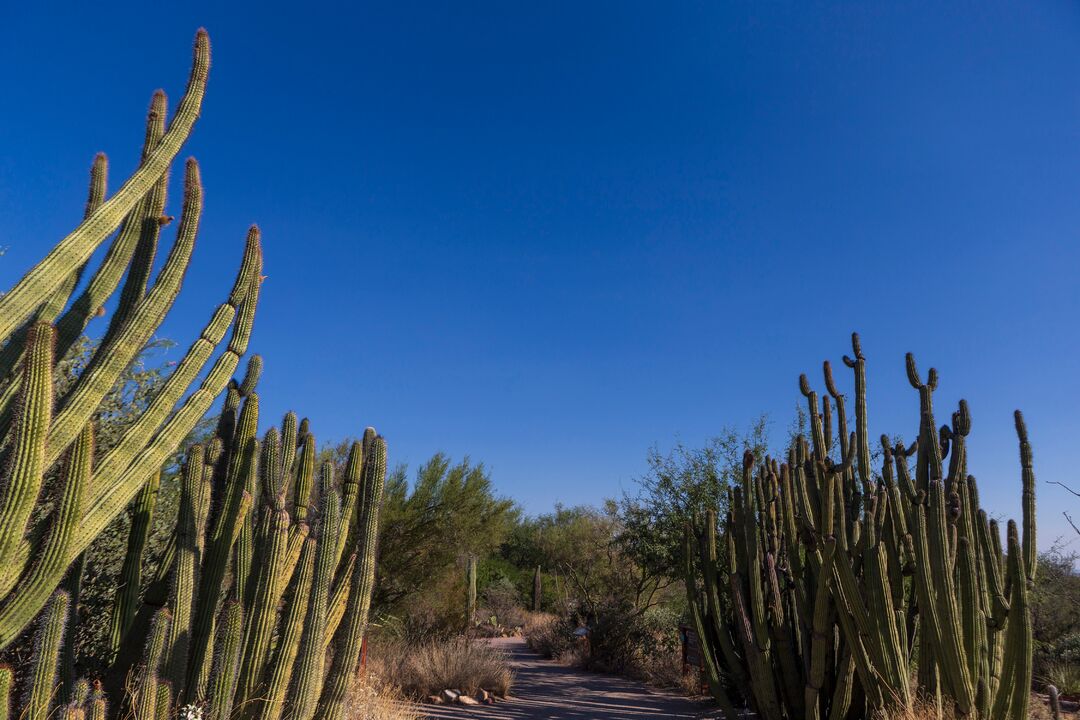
[3, 2, 1079, 547]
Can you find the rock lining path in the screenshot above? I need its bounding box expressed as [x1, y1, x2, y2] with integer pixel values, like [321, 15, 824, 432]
[420, 637, 727, 720]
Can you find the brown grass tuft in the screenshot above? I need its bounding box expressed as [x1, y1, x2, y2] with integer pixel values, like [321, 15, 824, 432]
[368, 636, 513, 701]
[343, 672, 422, 720]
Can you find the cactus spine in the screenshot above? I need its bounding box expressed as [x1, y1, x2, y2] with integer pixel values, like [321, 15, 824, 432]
[26, 591, 69, 720]
[684, 334, 1039, 719]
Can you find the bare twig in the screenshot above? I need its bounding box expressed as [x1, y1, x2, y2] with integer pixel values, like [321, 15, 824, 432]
[1049, 480, 1080, 498]
[1064, 511, 1080, 538]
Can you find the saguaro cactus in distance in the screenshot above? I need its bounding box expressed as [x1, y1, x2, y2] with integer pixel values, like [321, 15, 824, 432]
[465, 555, 478, 631]
[533, 566, 542, 612]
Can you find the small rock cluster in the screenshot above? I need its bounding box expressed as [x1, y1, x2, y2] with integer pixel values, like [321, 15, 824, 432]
[427, 688, 501, 706]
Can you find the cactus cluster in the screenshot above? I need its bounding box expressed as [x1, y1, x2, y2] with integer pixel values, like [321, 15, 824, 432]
[5, 361, 388, 720]
[0, 28, 389, 720]
[0, 29, 261, 652]
[102, 365, 388, 720]
[683, 333, 1037, 719]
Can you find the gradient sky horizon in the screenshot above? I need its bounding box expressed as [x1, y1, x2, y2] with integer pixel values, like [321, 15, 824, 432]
[3, 2, 1079, 548]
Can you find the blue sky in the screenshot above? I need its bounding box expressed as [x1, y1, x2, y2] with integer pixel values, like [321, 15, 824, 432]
[3, 2, 1079, 547]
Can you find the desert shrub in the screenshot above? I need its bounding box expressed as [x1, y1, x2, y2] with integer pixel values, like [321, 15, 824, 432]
[582, 603, 685, 687]
[368, 636, 513, 700]
[523, 612, 576, 659]
[1040, 661, 1080, 697]
[481, 577, 527, 629]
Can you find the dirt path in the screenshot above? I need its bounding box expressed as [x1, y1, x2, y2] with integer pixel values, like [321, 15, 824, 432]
[419, 637, 726, 719]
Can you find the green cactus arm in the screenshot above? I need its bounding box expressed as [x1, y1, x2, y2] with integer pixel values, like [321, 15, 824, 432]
[0, 665, 11, 720]
[1014, 411, 1037, 583]
[231, 388, 262, 487]
[292, 433, 316, 523]
[89, 698, 106, 720]
[0, 423, 92, 648]
[321, 553, 355, 655]
[59, 555, 86, 705]
[313, 436, 387, 720]
[0, 323, 55, 595]
[154, 682, 172, 720]
[206, 600, 243, 720]
[32, 153, 110, 328]
[107, 471, 161, 659]
[331, 441, 363, 572]
[135, 609, 171, 720]
[279, 413, 298, 492]
[275, 525, 311, 642]
[259, 539, 316, 720]
[185, 438, 258, 699]
[25, 591, 70, 720]
[825, 648, 855, 720]
[70, 231, 261, 557]
[696, 511, 749, 691]
[927, 480, 975, 710]
[235, 506, 291, 713]
[989, 523, 1033, 720]
[167, 444, 205, 702]
[680, 526, 740, 720]
[0, 91, 161, 395]
[841, 332, 872, 494]
[0, 31, 209, 343]
[99, 140, 169, 347]
[291, 476, 340, 720]
[45, 158, 202, 469]
[261, 426, 283, 506]
[823, 360, 849, 460]
[238, 354, 262, 397]
[49, 96, 166, 366]
[0, 666, 10, 720]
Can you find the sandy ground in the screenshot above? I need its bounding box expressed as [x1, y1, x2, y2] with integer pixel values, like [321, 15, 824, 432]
[419, 637, 729, 719]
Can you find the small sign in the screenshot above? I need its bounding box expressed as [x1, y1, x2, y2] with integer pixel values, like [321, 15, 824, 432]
[680, 624, 704, 670]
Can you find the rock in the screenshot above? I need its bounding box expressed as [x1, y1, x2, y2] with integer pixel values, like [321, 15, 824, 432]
[426, 695, 444, 705]
[440, 689, 459, 703]
[475, 689, 490, 702]
[457, 695, 480, 706]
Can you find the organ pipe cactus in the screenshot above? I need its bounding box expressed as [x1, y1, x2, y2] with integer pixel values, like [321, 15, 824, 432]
[683, 333, 1039, 719]
[91, 369, 387, 720]
[0, 28, 263, 654]
[0, 27, 388, 720]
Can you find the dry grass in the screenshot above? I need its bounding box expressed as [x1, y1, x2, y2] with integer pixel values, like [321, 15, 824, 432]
[1042, 662, 1080, 697]
[867, 694, 1078, 719]
[368, 635, 514, 700]
[343, 672, 422, 720]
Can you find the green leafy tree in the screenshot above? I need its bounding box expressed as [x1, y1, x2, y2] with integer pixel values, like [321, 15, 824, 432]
[619, 417, 770, 583]
[371, 453, 519, 628]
